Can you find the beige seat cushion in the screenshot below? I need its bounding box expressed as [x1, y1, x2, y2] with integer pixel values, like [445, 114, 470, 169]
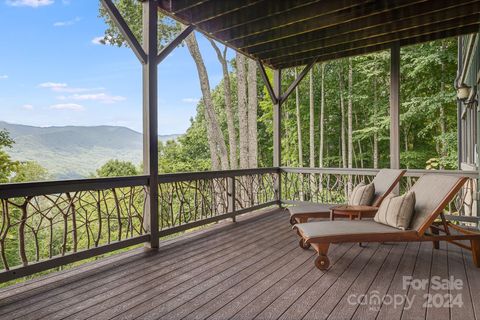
[374, 191, 416, 230]
[288, 203, 336, 216]
[296, 220, 407, 240]
[348, 182, 375, 206]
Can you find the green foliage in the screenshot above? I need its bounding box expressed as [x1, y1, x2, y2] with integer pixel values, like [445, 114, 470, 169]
[11, 161, 49, 183]
[97, 159, 139, 177]
[0, 130, 18, 183]
[98, 0, 180, 49]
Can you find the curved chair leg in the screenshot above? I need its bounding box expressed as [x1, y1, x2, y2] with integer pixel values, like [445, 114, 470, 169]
[430, 226, 440, 249]
[471, 239, 480, 267]
[289, 216, 297, 225]
[299, 238, 311, 250]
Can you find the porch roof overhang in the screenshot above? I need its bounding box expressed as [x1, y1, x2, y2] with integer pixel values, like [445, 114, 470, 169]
[157, 0, 480, 69]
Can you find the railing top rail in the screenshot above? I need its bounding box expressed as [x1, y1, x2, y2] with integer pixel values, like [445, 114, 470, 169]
[0, 175, 149, 199]
[280, 167, 478, 179]
[280, 167, 380, 175]
[158, 167, 279, 183]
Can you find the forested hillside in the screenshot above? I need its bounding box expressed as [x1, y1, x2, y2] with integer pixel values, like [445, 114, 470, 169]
[158, 39, 458, 173]
[0, 122, 179, 179]
[100, 2, 457, 174]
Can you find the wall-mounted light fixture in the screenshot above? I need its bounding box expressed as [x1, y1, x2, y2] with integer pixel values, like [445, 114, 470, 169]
[457, 83, 471, 102]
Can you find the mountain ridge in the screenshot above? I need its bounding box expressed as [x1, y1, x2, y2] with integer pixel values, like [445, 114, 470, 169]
[0, 121, 181, 179]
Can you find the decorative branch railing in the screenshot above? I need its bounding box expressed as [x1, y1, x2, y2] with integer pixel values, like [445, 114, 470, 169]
[280, 167, 479, 225]
[157, 168, 278, 234]
[0, 176, 149, 278]
[0, 166, 476, 282]
[0, 168, 279, 281]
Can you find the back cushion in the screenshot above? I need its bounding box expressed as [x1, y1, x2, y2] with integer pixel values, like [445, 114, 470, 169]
[374, 191, 415, 230]
[409, 174, 464, 232]
[348, 182, 375, 206]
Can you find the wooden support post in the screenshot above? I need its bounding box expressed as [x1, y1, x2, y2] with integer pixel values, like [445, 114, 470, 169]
[142, 0, 159, 249]
[390, 43, 401, 169]
[273, 69, 282, 205]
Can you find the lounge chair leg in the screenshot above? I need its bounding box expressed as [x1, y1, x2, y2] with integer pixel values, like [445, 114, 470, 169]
[471, 240, 480, 267]
[290, 216, 297, 225]
[311, 243, 330, 270]
[430, 226, 440, 249]
[299, 238, 311, 250]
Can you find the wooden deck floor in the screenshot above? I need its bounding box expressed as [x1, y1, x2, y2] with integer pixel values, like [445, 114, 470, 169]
[1, 209, 480, 320]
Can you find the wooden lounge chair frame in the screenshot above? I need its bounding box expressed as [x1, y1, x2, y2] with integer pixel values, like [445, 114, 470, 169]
[289, 169, 406, 225]
[294, 175, 480, 270]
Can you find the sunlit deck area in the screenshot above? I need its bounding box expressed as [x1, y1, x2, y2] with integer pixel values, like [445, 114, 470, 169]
[0, 208, 479, 320]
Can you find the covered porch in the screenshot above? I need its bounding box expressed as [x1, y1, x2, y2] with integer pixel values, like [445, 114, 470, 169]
[2, 209, 480, 320]
[1, 0, 480, 319]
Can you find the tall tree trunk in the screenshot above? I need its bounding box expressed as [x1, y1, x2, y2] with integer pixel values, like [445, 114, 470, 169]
[439, 43, 446, 169]
[309, 69, 315, 168]
[237, 53, 249, 169]
[186, 34, 228, 170]
[295, 68, 303, 167]
[285, 103, 291, 166]
[247, 59, 258, 168]
[347, 59, 353, 169]
[319, 64, 325, 168]
[339, 70, 347, 168]
[355, 112, 364, 168]
[209, 40, 237, 169]
[373, 77, 379, 169]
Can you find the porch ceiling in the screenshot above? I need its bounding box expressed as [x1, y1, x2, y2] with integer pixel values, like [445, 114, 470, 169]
[157, 0, 480, 69]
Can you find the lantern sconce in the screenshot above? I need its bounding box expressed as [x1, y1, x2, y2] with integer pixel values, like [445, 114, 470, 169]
[457, 83, 471, 102]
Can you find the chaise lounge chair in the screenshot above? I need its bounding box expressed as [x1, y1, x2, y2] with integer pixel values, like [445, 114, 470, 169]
[288, 169, 406, 225]
[294, 174, 480, 270]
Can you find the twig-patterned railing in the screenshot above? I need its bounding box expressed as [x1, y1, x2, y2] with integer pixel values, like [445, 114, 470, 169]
[157, 168, 278, 236]
[0, 168, 279, 282]
[0, 176, 150, 281]
[280, 167, 479, 225]
[0, 166, 477, 282]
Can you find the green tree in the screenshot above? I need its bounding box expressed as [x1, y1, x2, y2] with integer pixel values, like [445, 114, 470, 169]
[0, 130, 18, 183]
[11, 161, 49, 183]
[97, 160, 139, 177]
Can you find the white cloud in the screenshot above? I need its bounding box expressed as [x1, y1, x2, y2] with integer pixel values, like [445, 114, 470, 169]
[67, 93, 126, 104]
[39, 82, 67, 90]
[181, 98, 200, 103]
[53, 16, 80, 27]
[0, 75, 8, 80]
[49, 103, 84, 111]
[39, 82, 101, 93]
[5, 0, 54, 7]
[22, 104, 34, 110]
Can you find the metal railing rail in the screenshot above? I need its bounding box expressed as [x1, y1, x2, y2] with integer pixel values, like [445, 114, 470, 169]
[0, 168, 279, 282]
[0, 166, 477, 282]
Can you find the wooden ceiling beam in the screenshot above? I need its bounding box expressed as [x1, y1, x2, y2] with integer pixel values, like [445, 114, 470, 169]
[274, 25, 480, 69]
[199, 0, 320, 34]
[208, 0, 366, 39]
[159, 0, 264, 25]
[258, 5, 480, 62]
[226, 0, 428, 49]
[158, 0, 211, 14]
[267, 18, 479, 66]
[249, 0, 479, 57]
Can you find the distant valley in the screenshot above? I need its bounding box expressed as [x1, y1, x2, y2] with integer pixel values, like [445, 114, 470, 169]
[0, 121, 180, 179]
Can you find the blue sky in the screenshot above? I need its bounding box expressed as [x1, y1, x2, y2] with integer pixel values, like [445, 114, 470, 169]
[0, 0, 233, 134]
